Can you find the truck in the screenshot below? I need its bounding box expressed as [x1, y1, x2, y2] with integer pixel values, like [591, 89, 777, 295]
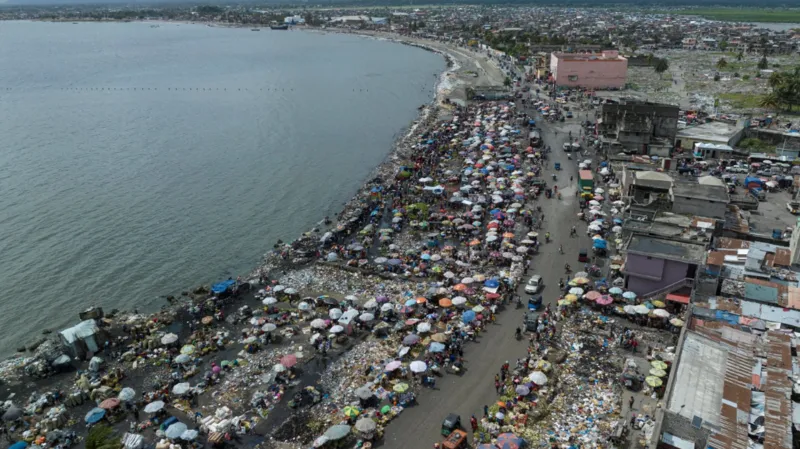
[579, 170, 594, 192]
[788, 202, 800, 215]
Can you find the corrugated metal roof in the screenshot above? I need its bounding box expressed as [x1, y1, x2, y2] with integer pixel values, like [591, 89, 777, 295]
[668, 332, 726, 427]
[59, 320, 99, 344]
[745, 282, 779, 304]
[715, 237, 751, 250]
[763, 333, 792, 449]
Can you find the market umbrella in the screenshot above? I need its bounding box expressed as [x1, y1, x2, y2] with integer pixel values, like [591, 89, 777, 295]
[634, 305, 650, 314]
[515, 385, 530, 396]
[280, 354, 298, 368]
[393, 383, 410, 393]
[651, 360, 668, 370]
[262, 323, 277, 332]
[564, 294, 578, 302]
[430, 333, 448, 343]
[417, 322, 432, 333]
[342, 406, 360, 418]
[273, 364, 287, 373]
[8, 442, 27, 449]
[622, 291, 637, 300]
[670, 318, 685, 327]
[99, 398, 121, 410]
[528, 371, 548, 385]
[85, 407, 106, 424]
[160, 333, 178, 345]
[584, 291, 601, 300]
[452, 296, 467, 306]
[355, 386, 373, 400]
[429, 342, 446, 353]
[496, 433, 524, 449]
[652, 300, 666, 308]
[324, 425, 351, 441]
[596, 295, 614, 306]
[166, 422, 188, 440]
[410, 361, 428, 373]
[462, 310, 477, 323]
[385, 360, 402, 372]
[403, 334, 420, 345]
[650, 368, 667, 377]
[180, 345, 196, 355]
[174, 354, 191, 364]
[172, 383, 192, 395]
[609, 287, 623, 295]
[359, 313, 375, 322]
[355, 417, 377, 433]
[568, 287, 584, 296]
[645, 376, 663, 387]
[438, 298, 453, 308]
[181, 430, 199, 441]
[310, 319, 327, 329]
[263, 297, 278, 305]
[329, 325, 344, 334]
[144, 401, 165, 413]
[572, 277, 590, 285]
[651, 309, 670, 318]
[329, 309, 343, 319]
[118, 387, 136, 402]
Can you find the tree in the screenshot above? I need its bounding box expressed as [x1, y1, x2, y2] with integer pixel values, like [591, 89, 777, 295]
[719, 40, 728, 51]
[503, 76, 512, 88]
[736, 50, 744, 61]
[716, 57, 728, 71]
[654, 58, 669, 78]
[757, 55, 769, 70]
[86, 425, 122, 449]
[759, 92, 780, 111]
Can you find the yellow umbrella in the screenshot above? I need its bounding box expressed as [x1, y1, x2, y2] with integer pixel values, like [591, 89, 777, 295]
[645, 376, 663, 387]
[573, 277, 590, 285]
[565, 294, 578, 302]
[535, 360, 552, 371]
[652, 300, 666, 308]
[557, 299, 571, 306]
[393, 383, 410, 393]
[650, 360, 668, 370]
[430, 333, 448, 343]
[650, 368, 667, 377]
[343, 406, 360, 418]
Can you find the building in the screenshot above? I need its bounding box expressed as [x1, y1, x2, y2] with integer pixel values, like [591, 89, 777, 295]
[598, 100, 679, 156]
[622, 234, 706, 297]
[675, 121, 744, 151]
[670, 182, 730, 219]
[549, 50, 628, 89]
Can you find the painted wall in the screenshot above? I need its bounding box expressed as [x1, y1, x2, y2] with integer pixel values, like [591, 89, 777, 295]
[550, 53, 628, 89]
[625, 254, 691, 295]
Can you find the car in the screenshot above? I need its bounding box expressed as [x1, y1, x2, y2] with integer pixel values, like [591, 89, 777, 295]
[788, 202, 800, 214]
[757, 169, 774, 177]
[562, 142, 572, 151]
[524, 275, 543, 294]
[566, 111, 573, 118]
[524, 311, 541, 331]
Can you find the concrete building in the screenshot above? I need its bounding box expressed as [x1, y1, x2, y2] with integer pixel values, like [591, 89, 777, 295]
[549, 50, 628, 89]
[675, 121, 744, 151]
[598, 100, 679, 156]
[670, 182, 730, 219]
[622, 235, 706, 297]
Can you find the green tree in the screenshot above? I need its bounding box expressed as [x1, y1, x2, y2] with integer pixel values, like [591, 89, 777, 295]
[654, 58, 669, 78]
[736, 50, 744, 61]
[719, 40, 728, 51]
[759, 92, 780, 111]
[86, 425, 122, 449]
[503, 76, 512, 88]
[716, 57, 728, 70]
[757, 55, 769, 70]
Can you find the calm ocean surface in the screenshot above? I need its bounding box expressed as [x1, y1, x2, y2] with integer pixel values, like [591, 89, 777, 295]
[0, 21, 445, 356]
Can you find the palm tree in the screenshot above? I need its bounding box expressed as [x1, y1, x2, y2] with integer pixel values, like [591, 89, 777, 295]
[86, 425, 122, 449]
[759, 92, 781, 111]
[736, 50, 744, 61]
[716, 57, 728, 71]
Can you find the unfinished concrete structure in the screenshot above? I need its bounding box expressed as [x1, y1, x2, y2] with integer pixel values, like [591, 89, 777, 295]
[598, 100, 679, 156]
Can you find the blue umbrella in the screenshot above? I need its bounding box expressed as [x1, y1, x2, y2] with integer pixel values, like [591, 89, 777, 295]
[85, 407, 106, 424]
[429, 342, 446, 353]
[387, 259, 402, 266]
[462, 310, 477, 323]
[484, 279, 500, 288]
[623, 291, 637, 300]
[421, 254, 431, 260]
[9, 442, 28, 449]
[405, 299, 417, 307]
[609, 287, 623, 295]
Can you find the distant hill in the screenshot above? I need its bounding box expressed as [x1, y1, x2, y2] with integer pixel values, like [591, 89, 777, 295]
[4, 0, 798, 7]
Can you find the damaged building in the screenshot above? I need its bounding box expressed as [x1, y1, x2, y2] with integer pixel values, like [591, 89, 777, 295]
[598, 100, 679, 156]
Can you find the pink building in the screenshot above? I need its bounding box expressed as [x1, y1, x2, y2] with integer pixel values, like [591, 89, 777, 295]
[549, 50, 628, 89]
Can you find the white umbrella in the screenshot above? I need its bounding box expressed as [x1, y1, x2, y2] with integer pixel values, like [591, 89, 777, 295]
[273, 364, 287, 373]
[409, 361, 428, 373]
[298, 302, 311, 311]
[380, 303, 394, 312]
[569, 287, 584, 295]
[284, 288, 298, 295]
[118, 387, 136, 402]
[416, 322, 432, 333]
[624, 305, 638, 314]
[594, 188, 604, 194]
[144, 401, 165, 413]
[172, 383, 191, 396]
[461, 277, 474, 284]
[634, 305, 651, 314]
[165, 422, 188, 439]
[329, 308, 343, 319]
[652, 309, 670, 318]
[329, 325, 344, 334]
[363, 299, 378, 309]
[359, 313, 375, 322]
[262, 323, 277, 332]
[529, 371, 548, 385]
[181, 429, 199, 441]
[452, 296, 467, 306]
[160, 333, 178, 345]
[263, 297, 278, 305]
[310, 319, 327, 329]
[515, 384, 530, 395]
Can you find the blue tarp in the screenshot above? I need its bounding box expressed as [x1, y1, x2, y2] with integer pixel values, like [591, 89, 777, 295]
[9, 443, 28, 449]
[211, 279, 236, 294]
[484, 279, 500, 288]
[85, 407, 106, 424]
[462, 310, 477, 323]
[593, 240, 608, 249]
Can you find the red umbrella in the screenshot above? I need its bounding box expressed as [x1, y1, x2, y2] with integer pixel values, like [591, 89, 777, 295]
[280, 354, 298, 368]
[99, 398, 121, 410]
